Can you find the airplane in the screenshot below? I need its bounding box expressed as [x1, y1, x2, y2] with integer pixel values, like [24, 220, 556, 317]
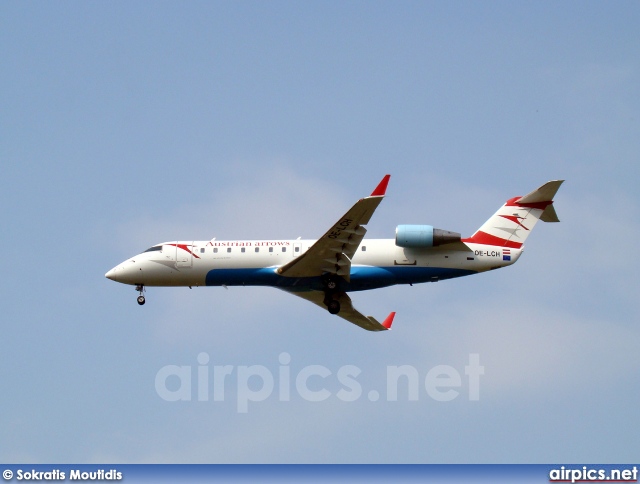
[105, 175, 563, 332]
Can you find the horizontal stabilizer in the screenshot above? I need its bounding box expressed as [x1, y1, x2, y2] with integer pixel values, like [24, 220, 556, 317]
[518, 180, 564, 204]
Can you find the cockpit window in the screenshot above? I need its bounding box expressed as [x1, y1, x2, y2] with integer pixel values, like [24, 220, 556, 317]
[144, 245, 162, 253]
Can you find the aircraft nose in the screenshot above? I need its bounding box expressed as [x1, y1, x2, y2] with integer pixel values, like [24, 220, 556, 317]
[105, 267, 117, 281]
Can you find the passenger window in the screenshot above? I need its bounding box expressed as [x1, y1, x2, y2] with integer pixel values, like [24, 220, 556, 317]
[282, 247, 286, 252]
[200, 248, 204, 254]
[213, 248, 218, 253]
[227, 248, 232, 253]
[269, 247, 273, 253]
[295, 247, 300, 253]
[255, 247, 259, 253]
[241, 247, 246, 253]
[362, 246, 367, 252]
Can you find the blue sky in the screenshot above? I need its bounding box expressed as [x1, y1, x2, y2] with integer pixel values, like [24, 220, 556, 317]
[1, 1, 639, 463]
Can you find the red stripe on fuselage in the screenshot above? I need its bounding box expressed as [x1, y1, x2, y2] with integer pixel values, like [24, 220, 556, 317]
[167, 243, 201, 259]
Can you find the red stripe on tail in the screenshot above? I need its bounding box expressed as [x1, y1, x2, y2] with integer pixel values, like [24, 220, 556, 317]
[505, 197, 554, 210]
[462, 231, 523, 249]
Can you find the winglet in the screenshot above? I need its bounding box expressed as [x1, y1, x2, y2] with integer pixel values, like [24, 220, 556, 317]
[370, 174, 391, 197]
[381, 311, 396, 330]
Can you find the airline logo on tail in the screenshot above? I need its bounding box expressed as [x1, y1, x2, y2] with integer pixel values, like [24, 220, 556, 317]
[463, 180, 564, 249]
[498, 215, 529, 231]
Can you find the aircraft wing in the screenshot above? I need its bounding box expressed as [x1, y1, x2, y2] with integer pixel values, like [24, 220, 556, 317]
[280, 288, 395, 332]
[277, 174, 390, 282]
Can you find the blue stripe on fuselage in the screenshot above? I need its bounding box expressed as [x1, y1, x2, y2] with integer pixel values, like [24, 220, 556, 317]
[205, 266, 477, 292]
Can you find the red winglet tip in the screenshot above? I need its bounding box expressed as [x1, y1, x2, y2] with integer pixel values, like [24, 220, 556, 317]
[370, 174, 391, 197]
[381, 311, 396, 329]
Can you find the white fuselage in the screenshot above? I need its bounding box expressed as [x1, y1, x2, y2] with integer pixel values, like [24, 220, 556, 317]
[105, 239, 521, 292]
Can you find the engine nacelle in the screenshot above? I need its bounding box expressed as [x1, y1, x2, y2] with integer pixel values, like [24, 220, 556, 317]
[395, 225, 461, 248]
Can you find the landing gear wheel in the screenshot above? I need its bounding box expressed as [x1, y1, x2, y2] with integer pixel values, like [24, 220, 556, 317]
[322, 274, 339, 291]
[327, 300, 340, 315]
[135, 284, 146, 305]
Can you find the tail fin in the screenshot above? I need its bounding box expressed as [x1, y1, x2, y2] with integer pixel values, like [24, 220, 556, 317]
[463, 180, 564, 249]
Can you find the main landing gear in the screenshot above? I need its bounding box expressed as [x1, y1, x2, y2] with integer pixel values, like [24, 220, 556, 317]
[135, 284, 146, 305]
[326, 299, 340, 315]
[322, 275, 341, 315]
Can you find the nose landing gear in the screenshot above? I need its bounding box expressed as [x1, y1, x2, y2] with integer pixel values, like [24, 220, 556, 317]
[135, 284, 146, 305]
